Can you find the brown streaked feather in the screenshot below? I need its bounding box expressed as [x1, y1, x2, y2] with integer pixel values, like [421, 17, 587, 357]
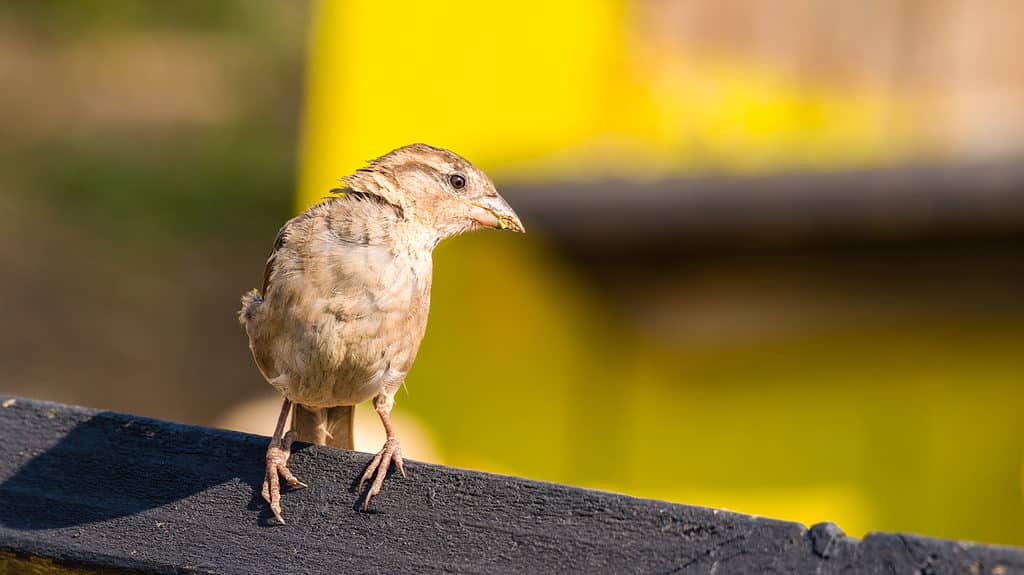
[261, 222, 290, 295]
[242, 193, 431, 410]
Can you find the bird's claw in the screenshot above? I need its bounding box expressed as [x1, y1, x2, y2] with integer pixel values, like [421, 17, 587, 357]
[359, 437, 405, 510]
[262, 430, 307, 524]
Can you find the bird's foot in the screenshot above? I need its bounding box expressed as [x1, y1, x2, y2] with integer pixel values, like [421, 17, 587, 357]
[262, 430, 308, 524]
[358, 437, 405, 510]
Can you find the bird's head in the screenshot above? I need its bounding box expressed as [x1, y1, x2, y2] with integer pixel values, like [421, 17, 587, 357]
[340, 144, 524, 242]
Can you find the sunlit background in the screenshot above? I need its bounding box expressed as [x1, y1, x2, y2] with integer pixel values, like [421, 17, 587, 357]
[1, 0, 1022, 546]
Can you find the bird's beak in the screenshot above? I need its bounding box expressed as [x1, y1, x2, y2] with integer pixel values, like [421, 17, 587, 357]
[470, 194, 525, 233]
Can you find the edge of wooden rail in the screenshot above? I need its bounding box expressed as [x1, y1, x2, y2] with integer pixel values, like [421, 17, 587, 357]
[0, 395, 1021, 574]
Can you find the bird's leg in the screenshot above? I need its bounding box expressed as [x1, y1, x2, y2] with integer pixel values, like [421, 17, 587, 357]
[358, 393, 405, 509]
[262, 398, 307, 524]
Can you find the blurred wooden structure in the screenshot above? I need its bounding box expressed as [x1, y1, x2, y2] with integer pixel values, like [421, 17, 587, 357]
[505, 159, 1024, 251]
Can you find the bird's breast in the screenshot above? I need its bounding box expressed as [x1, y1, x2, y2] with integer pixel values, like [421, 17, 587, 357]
[278, 247, 432, 406]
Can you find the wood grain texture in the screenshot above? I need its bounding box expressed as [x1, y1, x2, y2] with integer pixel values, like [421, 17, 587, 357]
[0, 396, 1021, 574]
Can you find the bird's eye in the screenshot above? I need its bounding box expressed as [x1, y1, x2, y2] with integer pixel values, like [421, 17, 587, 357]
[448, 174, 466, 190]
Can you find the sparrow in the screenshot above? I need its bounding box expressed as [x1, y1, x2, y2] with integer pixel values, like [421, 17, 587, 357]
[238, 144, 524, 523]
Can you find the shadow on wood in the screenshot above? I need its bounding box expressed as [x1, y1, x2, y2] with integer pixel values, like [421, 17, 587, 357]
[0, 410, 271, 530]
[1, 396, 1021, 574]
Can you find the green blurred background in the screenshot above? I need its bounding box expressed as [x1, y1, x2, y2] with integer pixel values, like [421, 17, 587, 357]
[1, 0, 1022, 546]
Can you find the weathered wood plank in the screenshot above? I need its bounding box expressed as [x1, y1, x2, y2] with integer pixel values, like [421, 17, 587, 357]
[0, 396, 1021, 574]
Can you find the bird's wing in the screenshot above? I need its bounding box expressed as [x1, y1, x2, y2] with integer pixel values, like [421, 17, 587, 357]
[248, 197, 422, 392]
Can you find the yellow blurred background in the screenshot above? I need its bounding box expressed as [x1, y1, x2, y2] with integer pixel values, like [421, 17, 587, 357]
[1, 0, 1022, 546]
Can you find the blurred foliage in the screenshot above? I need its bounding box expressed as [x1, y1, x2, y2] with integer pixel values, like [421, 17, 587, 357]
[0, 1, 307, 425]
[4, 0, 256, 32]
[0, 1, 304, 247]
[32, 125, 293, 245]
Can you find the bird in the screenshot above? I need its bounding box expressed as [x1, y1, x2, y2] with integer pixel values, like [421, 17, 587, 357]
[238, 143, 524, 523]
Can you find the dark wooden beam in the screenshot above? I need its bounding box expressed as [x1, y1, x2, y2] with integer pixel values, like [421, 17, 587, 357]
[1, 396, 1021, 574]
[501, 159, 1024, 251]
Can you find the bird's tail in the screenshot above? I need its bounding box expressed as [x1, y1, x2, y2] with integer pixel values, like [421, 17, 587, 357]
[291, 404, 355, 450]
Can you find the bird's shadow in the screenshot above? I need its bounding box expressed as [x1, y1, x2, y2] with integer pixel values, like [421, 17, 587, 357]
[0, 411, 293, 530]
[0, 409, 401, 531]
[347, 471, 390, 514]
